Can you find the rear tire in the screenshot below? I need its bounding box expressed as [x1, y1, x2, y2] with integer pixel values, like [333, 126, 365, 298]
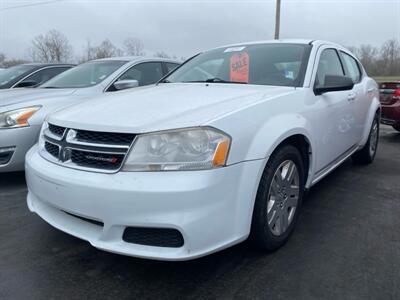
[249, 145, 305, 251]
[393, 124, 400, 132]
[352, 113, 379, 165]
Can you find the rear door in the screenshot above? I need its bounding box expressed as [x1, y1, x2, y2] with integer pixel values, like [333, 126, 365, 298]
[339, 51, 367, 142]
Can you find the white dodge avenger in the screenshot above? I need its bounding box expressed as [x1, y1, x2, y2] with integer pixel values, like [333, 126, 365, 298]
[25, 40, 380, 260]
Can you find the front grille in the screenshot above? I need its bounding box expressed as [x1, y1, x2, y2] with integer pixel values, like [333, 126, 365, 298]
[76, 130, 135, 146]
[48, 124, 66, 137]
[122, 227, 184, 248]
[41, 123, 136, 172]
[45, 142, 59, 158]
[71, 150, 125, 170]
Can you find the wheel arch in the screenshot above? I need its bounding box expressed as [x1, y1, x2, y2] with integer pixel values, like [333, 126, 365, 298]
[359, 96, 381, 147]
[245, 114, 316, 188]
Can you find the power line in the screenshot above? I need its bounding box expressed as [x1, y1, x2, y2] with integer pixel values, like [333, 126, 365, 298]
[0, 0, 65, 11]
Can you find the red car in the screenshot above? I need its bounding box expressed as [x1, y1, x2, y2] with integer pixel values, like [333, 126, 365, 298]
[379, 81, 400, 131]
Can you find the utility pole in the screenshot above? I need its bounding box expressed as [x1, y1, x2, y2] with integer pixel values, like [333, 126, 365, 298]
[274, 0, 281, 39]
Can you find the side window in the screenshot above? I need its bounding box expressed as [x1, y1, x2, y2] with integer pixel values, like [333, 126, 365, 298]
[315, 49, 344, 87]
[118, 62, 163, 86]
[340, 52, 362, 83]
[17, 67, 71, 87]
[165, 63, 179, 74]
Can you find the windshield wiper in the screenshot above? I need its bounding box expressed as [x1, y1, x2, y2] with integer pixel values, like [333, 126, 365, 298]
[42, 86, 60, 89]
[184, 78, 247, 84]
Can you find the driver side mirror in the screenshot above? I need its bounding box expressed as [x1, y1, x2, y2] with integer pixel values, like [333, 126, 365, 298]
[15, 80, 38, 88]
[113, 79, 139, 90]
[314, 75, 354, 95]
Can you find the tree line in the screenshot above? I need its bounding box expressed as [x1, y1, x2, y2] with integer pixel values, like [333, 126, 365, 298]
[1, 29, 399, 76]
[0, 29, 183, 68]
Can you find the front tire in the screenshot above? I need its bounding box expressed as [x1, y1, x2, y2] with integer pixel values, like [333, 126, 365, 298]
[250, 145, 305, 251]
[352, 113, 380, 164]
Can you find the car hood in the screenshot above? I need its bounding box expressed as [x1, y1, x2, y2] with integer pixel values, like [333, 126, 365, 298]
[49, 83, 296, 133]
[0, 88, 77, 107]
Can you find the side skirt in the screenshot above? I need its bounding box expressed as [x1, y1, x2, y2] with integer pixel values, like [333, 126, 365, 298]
[310, 144, 359, 186]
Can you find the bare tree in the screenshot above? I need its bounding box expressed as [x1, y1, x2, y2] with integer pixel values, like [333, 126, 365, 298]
[29, 29, 73, 63]
[0, 53, 5, 67]
[380, 39, 400, 76]
[154, 51, 170, 58]
[0, 52, 28, 68]
[123, 38, 145, 56]
[91, 39, 123, 59]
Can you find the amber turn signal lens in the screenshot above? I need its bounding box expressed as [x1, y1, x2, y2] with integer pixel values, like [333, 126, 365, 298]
[212, 139, 230, 167]
[15, 109, 39, 126]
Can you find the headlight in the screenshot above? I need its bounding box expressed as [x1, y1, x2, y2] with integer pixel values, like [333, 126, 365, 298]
[122, 127, 231, 171]
[0, 106, 41, 129]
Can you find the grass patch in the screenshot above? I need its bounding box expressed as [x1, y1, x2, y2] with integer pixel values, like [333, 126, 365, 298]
[373, 76, 400, 83]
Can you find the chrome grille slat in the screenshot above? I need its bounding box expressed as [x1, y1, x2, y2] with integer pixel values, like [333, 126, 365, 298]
[41, 123, 136, 173]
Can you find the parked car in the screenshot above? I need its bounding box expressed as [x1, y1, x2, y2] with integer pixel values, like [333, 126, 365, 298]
[0, 57, 180, 172]
[379, 81, 400, 131]
[25, 40, 380, 261]
[0, 63, 74, 89]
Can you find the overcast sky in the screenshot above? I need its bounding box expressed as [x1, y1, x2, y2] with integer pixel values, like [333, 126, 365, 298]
[0, 0, 399, 61]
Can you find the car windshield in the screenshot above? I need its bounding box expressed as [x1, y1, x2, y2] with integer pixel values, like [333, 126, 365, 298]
[164, 43, 311, 87]
[0, 64, 36, 87]
[41, 60, 127, 88]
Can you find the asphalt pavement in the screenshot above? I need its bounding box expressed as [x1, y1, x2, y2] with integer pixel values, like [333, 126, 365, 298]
[1, 125, 399, 300]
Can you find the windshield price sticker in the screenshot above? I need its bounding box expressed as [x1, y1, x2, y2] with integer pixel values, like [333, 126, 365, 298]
[230, 52, 249, 83]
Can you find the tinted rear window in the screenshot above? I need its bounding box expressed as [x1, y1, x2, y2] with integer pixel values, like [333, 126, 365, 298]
[380, 82, 400, 90]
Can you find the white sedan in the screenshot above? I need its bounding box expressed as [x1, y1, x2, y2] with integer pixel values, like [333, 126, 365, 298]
[26, 40, 380, 261]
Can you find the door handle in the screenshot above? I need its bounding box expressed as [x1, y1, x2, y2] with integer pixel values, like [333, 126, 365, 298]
[347, 93, 356, 102]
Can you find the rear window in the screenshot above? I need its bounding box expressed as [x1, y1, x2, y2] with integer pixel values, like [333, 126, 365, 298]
[380, 82, 400, 90]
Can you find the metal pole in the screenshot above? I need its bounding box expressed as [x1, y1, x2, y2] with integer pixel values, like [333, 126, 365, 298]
[274, 0, 281, 39]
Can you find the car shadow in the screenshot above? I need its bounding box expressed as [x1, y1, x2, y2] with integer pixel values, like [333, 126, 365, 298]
[0, 171, 26, 189]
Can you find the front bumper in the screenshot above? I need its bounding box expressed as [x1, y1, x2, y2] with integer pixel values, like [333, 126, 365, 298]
[0, 125, 41, 172]
[26, 145, 266, 261]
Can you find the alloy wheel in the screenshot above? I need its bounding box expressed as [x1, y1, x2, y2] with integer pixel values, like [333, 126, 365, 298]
[267, 160, 300, 236]
[369, 120, 378, 157]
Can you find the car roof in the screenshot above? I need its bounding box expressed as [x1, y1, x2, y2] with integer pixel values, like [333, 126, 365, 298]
[20, 63, 76, 67]
[91, 56, 181, 64]
[208, 39, 347, 52]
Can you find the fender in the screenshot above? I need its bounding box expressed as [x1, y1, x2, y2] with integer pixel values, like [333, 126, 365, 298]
[245, 113, 316, 187]
[359, 96, 380, 148]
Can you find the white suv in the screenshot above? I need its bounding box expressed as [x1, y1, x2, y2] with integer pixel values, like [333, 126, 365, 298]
[25, 40, 380, 261]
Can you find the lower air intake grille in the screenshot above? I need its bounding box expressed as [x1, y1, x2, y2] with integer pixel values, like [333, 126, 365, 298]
[63, 211, 104, 227]
[123, 227, 184, 248]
